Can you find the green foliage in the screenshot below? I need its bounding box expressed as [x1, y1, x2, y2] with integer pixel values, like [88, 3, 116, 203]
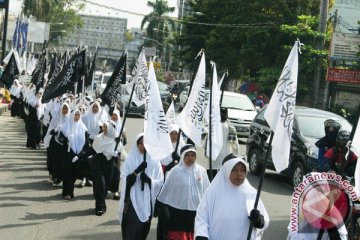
[329, 104, 358, 125]
[176, 0, 329, 102]
[22, 0, 84, 44]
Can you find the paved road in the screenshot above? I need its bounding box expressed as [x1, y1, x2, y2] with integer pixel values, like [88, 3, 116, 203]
[0, 110, 293, 239]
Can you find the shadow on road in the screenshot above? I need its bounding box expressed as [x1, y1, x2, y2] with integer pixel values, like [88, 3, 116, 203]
[264, 218, 290, 239]
[21, 208, 94, 221]
[247, 172, 294, 196]
[0, 180, 55, 191]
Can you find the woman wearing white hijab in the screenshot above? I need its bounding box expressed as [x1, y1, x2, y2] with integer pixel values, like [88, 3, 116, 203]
[156, 144, 210, 240]
[60, 108, 89, 200]
[108, 109, 127, 200]
[81, 101, 109, 143]
[9, 79, 22, 117]
[79, 101, 108, 187]
[118, 133, 164, 240]
[46, 102, 70, 185]
[25, 88, 45, 149]
[195, 155, 269, 240]
[76, 120, 121, 215]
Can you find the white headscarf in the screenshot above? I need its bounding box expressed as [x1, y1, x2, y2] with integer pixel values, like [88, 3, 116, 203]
[43, 102, 70, 148]
[112, 109, 124, 138]
[118, 133, 164, 223]
[82, 101, 109, 140]
[61, 109, 88, 154]
[92, 120, 119, 160]
[9, 79, 22, 98]
[160, 123, 185, 165]
[195, 157, 269, 240]
[157, 144, 210, 211]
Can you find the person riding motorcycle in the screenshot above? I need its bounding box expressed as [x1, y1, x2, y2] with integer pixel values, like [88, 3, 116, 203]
[315, 119, 341, 172]
[324, 130, 357, 176]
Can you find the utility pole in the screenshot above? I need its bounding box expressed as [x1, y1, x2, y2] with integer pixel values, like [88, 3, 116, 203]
[313, 0, 329, 109]
[322, 9, 338, 110]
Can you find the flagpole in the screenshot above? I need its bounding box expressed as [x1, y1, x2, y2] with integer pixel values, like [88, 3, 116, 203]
[246, 131, 274, 240]
[141, 149, 147, 191]
[114, 82, 136, 151]
[208, 66, 214, 181]
[220, 71, 228, 105]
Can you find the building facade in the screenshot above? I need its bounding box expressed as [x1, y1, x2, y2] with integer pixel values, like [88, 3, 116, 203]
[62, 14, 127, 65]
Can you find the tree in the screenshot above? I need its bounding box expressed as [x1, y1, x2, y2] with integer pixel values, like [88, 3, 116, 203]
[177, 0, 332, 103]
[22, 0, 84, 44]
[141, 0, 175, 51]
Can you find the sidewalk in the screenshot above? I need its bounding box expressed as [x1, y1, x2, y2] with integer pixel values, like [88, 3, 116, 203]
[0, 110, 157, 240]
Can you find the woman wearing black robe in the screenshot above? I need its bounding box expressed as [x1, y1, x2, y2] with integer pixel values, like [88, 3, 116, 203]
[26, 89, 44, 149]
[60, 108, 89, 200]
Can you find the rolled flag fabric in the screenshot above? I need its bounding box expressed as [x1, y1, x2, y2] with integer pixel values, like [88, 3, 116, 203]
[176, 51, 206, 146]
[264, 41, 301, 173]
[144, 61, 173, 161]
[205, 62, 223, 160]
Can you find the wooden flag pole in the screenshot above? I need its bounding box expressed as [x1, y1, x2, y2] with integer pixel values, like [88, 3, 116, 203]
[246, 132, 274, 240]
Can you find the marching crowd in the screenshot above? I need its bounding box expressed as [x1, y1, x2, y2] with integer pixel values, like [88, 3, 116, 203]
[6, 77, 270, 240]
[6, 69, 360, 240]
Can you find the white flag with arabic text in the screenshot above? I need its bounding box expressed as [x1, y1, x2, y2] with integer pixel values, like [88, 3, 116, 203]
[176, 52, 206, 146]
[144, 61, 173, 161]
[264, 41, 300, 173]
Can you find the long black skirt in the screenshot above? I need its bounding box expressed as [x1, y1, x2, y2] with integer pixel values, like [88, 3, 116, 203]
[157, 202, 196, 240]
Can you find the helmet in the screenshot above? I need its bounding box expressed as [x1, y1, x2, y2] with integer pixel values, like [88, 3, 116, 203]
[324, 119, 341, 132]
[336, 130, 350, 147]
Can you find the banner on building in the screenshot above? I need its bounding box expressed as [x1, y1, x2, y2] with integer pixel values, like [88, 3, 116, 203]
[326, 68, 360, 84]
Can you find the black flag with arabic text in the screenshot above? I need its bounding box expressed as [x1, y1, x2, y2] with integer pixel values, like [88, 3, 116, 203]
[0, 52, 20, 89]
[100, 52, 127, 107]
[85, 49, 97, 87]
[42, 50, 85, 103]
[33, 56, 47, 94]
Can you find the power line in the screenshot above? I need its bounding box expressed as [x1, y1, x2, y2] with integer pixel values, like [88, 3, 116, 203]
[79, 0, 286, 28]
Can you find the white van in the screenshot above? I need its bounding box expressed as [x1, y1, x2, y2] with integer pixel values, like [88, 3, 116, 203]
[221, 91, 257, 138]
[95, 72, 112, 97]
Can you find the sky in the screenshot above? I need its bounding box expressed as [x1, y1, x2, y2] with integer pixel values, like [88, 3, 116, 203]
[9, 0, 179, 29]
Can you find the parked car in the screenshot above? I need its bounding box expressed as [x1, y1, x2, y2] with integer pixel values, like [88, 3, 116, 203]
[246, 106, 353, 186]
[221, 91, 258, 138]
[152, 81, 170, 112]
[95, 72, 112, 97]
